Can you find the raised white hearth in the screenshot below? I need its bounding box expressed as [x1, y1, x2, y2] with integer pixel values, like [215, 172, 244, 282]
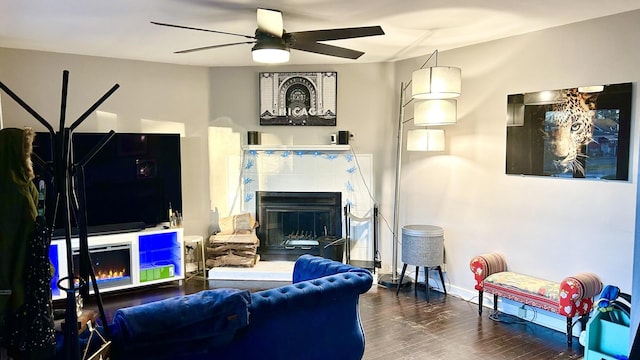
[208, 260, 295, 282]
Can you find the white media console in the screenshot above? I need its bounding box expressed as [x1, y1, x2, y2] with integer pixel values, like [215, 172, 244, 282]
[49, 227, 184, 300]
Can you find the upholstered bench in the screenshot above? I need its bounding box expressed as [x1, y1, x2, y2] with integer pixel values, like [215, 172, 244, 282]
[470, 253, 602, 346]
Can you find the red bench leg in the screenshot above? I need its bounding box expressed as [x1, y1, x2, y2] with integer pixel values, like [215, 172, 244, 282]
[478, 292, 499, 314]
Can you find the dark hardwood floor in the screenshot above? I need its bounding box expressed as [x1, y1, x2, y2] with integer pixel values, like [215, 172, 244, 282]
[69, 278, 585, 360]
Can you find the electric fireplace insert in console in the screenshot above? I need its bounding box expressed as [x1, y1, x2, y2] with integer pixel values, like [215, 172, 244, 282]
[72, 243, 132, 289]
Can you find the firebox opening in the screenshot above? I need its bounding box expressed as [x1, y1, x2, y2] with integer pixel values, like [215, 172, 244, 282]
[271, 208, 333, 247]
[256, 191, 342, 261]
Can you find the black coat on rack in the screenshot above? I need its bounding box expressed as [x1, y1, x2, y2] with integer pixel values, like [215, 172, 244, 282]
[0, 128, 56, 359]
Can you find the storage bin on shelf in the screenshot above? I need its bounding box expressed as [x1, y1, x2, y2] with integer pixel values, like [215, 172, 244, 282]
[139, 261, 175, 282]
[584, 307, 630, 360]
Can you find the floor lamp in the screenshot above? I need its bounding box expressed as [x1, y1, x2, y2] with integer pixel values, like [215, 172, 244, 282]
[378, 50, 460, 288]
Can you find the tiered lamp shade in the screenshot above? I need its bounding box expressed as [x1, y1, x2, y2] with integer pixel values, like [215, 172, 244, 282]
[411, 67, 461, 99]
[406, 129, 445, 152]
[414, 99, 457, 126]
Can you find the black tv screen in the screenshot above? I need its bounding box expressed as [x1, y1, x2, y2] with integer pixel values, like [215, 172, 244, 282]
[32, 132, 182, 236]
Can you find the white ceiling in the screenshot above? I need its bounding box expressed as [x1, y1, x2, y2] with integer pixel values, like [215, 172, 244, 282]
[2, 0, 639, 67]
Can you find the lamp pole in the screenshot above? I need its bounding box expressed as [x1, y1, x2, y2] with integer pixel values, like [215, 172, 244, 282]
[378, 81, 412, 288]
[377, 49, 459, 288]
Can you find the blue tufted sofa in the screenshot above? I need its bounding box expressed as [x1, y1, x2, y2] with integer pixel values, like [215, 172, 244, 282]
[104, 255, 373, 360]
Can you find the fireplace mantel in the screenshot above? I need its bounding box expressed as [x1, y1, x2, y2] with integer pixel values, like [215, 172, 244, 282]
[243, 145, 351, 151]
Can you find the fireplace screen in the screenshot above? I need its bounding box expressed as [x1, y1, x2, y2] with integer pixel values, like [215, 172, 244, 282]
[256, 191, 342, 261]
[267, 208, 333, 247]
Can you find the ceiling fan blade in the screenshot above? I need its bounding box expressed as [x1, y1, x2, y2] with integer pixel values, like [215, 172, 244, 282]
[174, 41, 255, 54]
[151, 21, 255, 40]
[256, 8, 283, 37]
[290, 41, 364, 60]
[290, 26, 384, 42]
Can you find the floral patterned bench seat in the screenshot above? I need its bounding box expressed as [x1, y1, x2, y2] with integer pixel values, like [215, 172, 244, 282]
[470, 252, 602, 347]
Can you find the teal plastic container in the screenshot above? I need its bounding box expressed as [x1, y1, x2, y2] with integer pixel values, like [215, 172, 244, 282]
[584, 309, 630, 360]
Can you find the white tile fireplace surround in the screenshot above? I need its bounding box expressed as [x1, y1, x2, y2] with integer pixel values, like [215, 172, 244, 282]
[223, 145, 375, 267]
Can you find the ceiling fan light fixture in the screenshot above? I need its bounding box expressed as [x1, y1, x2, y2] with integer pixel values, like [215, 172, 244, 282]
[252, 48, 290, 63]
[152, 9, 384, 63]
[252, 37, 290, 63]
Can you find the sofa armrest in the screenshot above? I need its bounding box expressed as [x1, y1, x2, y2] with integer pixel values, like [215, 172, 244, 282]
[109, 288, 251, 359]
[292, 254, 370, 283]
[469, 253, 507, 291]
[558, 272, 602, 317]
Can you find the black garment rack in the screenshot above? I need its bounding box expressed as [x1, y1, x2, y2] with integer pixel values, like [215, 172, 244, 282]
[0, 70, 119, 360]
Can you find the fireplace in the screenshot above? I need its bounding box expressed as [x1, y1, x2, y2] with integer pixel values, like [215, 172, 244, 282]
[72, 243, 132, 289]
[256, 191, 342, 261]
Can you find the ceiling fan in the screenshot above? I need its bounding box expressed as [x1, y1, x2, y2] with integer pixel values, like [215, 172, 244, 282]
[151, 8, 385, 63]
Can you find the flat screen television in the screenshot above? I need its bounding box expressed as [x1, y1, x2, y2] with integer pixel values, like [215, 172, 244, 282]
[32, 132, 182, 237]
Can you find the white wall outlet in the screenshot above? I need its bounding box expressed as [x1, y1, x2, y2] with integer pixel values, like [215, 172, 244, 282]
[441, 263, 447, 272]
[518, 305, 527, 318]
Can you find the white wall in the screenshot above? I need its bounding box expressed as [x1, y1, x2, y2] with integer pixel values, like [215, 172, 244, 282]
[388, 10, 640, 339]
[206, 10, 640, 302]
[207, 64, 397, 239]
[205, 8, 640, 338]
[394, 10, 640, 301]
[0, 48, 212, 239]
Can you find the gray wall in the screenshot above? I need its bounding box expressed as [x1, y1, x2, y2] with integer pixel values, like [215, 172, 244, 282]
[2, 8, 640, 346]
[394, 10, 640, 342]
[394, 10, 640, 291]
[0, 48, 212, 238]
[205, 10, 640, 339]
[207, 63, 395, 219]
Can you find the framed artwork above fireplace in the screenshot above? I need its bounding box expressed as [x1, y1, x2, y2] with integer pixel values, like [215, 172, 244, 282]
[259, 71, 337, 126]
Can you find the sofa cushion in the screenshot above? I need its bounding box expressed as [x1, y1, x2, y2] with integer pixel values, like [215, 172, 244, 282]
[110, 288, 251, 359]
[484, 271, 560, 301]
